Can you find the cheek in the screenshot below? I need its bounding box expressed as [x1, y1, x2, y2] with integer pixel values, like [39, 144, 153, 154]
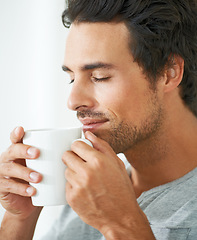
[95, 85, 135, 118]
[98, 86, 153, 125]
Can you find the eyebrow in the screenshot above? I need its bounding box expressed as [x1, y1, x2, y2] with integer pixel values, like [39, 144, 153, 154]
[62, 62, 116, 72]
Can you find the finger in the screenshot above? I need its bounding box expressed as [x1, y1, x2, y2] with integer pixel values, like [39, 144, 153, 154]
[65, 181, 73, 201]
[0, 178, 36, 197]
[0, 162, 42, 184]
[65, 168, 77, 186]
[85, 131, 114, 153]
[85, 131, 125, 168]
[62, 151, 85, 172]
[1, 143, 40, 163]
[70, 139, 98, 162]
[10, 126, 24, 144]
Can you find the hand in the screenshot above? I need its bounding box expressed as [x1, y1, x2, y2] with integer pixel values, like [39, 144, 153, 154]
[0, 127, 42, 220]
[62, 131, 142, 236]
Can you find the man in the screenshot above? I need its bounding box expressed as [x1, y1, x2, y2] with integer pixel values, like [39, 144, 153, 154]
[0, 0, 197, 239]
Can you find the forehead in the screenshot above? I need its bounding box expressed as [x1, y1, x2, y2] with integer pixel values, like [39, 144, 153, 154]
[64, 21, 133, 67]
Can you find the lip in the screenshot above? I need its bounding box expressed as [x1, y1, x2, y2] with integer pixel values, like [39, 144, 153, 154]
[79, 117, 109, 132]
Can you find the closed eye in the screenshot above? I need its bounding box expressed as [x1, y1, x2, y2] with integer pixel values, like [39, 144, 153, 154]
[93, 77, 110, 82]
[68, 77, 110, 84]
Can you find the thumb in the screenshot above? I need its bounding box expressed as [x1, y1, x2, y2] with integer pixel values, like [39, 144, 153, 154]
[85, 131, 114, 155]
[85, 131, 127, 170]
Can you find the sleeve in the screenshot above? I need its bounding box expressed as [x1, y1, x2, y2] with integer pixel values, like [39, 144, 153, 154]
[186, 227, 197, 240]
[151, 226, 190, 240]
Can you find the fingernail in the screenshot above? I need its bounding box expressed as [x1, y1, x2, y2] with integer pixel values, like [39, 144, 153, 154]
[85, 131, 96, 138]
[30, 172, 40, 182]
[74, 139, 93, 147]
[27, 147, 37, 157]
[26, 186, 34, 195]
[15, 127, 20, 136]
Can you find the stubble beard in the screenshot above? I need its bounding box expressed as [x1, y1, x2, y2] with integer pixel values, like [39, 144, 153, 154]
[94, 96, 163, 154]
[106, 105, 163, 154]
[78, 93, 164, 155]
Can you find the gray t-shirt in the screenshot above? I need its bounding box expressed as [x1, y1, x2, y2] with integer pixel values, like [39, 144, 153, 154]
[41, 167, 197, 240]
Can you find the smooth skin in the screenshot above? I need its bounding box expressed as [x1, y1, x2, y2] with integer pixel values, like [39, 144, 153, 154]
[1, 20, 197, 239]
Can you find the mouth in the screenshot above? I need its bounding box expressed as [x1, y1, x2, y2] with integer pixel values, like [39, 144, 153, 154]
[79, 117, 109, 132]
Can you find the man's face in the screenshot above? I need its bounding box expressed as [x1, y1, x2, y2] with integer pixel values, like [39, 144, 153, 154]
[63, 21, 163, 154]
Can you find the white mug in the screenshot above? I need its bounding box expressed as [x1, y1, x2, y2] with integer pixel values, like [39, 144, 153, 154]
[23, 127, 92, 206]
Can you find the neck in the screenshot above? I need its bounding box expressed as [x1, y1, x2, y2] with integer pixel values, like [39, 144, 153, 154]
[124, 105, 197, 198]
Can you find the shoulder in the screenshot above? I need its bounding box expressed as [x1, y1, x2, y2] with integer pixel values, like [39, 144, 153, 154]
[139, 167, 197, 229]
[138, 168, 197, 239]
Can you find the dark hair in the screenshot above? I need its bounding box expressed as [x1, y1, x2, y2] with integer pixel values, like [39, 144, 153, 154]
[62, 0, 197, 116]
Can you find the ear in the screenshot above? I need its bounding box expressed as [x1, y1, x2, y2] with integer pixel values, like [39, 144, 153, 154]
[163, 55, 184, 93]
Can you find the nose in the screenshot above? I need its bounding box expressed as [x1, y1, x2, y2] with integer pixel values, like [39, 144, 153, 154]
[67, 80, 95, 111]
